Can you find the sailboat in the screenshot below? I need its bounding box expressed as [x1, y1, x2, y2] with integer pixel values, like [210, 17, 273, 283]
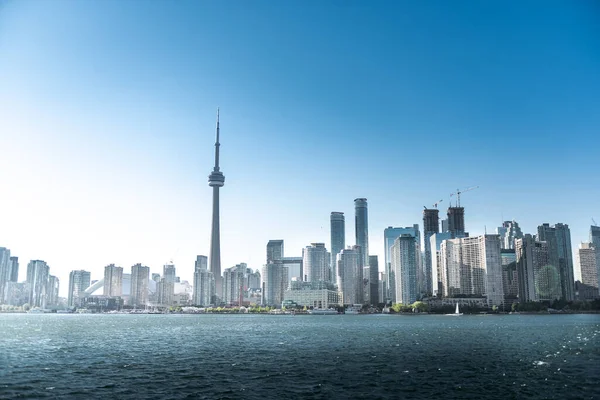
[445, 303, 463, 316]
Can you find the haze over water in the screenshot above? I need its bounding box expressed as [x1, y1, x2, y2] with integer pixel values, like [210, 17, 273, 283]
[1, 314, 598, 399]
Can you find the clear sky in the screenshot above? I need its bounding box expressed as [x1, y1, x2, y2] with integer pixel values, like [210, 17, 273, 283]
[1, 1, 598, 295]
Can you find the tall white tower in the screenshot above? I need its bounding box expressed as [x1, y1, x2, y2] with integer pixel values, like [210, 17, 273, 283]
[208, 109, 225, 302]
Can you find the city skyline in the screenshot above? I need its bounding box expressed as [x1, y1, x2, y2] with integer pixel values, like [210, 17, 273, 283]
[1, 1, 599, 297]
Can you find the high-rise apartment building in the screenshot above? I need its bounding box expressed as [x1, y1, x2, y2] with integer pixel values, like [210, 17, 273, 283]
[130, 264, 150, 307]
[497, 221, 523, 250]
[537, 223, 574, 300]
[267, 240, 284, 264]
[354, 198, 369, 269]
[384, 225, 420, 303]
[9, 256, 18, 283]
[0, 248, 11, 303]
[159, 264, 176, 305]
[46, 275, 59, 306]
[430, 232, 453, 296]
[440, 235, 504, 307]
[68, 270, 91, 307]
[516, 234, 561, 302]
[578, 243, 599, 297]
[337, 246, 362, 305]
[193, 255, 214, 306]
[330, 212, 345, 278]
[223, 264, 246, 306]
[368, 255, 379, 305]
[103, 264, 123, 297]
[27, 260, 49, 307]
[392, 234, 419, 305]
[246, 269, 261, 290]
[261, 262, 288, 307]
[501, 249, 518, 302]
[422, 208, 440, 296]
[302, 243, 331, 283]
[447, 207, 465, 237]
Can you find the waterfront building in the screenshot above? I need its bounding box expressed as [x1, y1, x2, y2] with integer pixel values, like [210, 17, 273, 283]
[378, 272, 386, 304]
[103, 264, 123, 297]
[246, 269, 261, 290]
[26, 260, 49, 307]
[193, 270, 214, 306]
[392, 234, 418, 305]
[46, 275, 59, 307]
[578, 243, 599, 298]
[368, 255, 379, 305]
[223, 264, 246, 306]
[337, 246, 362, 305]
[303, 243, 331, 283]
[208, 110, 225, 301]
[0, 248, 11, 303]
[9, 256, 18, 282]
[497, 221, 523, 250]
[516, 234, 561, 302]
[423, 208, 440, 296]
[354, 198, 369, 269]
[384, 225, 420, 303]
[440, 235, 504, 307]
[430, 232, 453, 296]
[130, 264, 150, 307]
[283, 280, 340, 308]
[330, 212, 345, 279]
[261, 262, 288, 307]
[501, 249, 518, 307]
[68, 270, 92, 307]
[159, 264, 176, 305]
[4, 282, 29, 306]
[537, 223, 574, 301]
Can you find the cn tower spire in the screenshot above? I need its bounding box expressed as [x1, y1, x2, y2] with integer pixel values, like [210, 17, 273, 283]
[214, 108, 220, 171]
[208, 108, 225, 303]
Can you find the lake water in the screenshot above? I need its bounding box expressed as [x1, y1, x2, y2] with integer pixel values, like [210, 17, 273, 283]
[0, 314, 599, 399]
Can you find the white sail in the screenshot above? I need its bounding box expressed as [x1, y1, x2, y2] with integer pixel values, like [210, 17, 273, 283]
[455, 303, 460, 314]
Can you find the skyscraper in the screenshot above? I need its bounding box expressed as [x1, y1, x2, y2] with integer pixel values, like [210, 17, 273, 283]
[497, 221, 523, 250]
[103, 264, 123, 297]
[578, 243, 599, 296]
[302, 243, 331, 283]
[368, 255, 379, 305]
[262, 263, 287, 307]
[130, 264, 150, 307]
[330, 212, 345, 278]
[337, 246, 362, 305]
[46, 275, 59, 307]
[537, 223, 574, 301]
[440, 235, 504, 307]
[223, 264, 245, 306]
[68, 270, 91, 307]
[501, 249, 518, 305]
[193, 255, 214, 306]
[282, 257, 302, 283]
[0, 248, 11, 303]
[516, 234, 561, 302]
[447, 207, 465, 237]
[354, 198, 369, 268]
[384, 225, 420, 303]
[422, 208, 440, 296]
[26, 260, 49, 307]
[266, 240, 284, 264]
[392, 234, 419, 306]
[208, 110, 225, 301]
[430, 232, 453, 296]
[9, 256, 18, 282]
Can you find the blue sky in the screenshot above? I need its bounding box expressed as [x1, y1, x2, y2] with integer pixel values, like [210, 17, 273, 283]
[1, 0, 598, 294]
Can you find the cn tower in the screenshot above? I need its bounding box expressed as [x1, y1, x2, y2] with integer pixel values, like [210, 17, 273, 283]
[208, 109, 224, 302]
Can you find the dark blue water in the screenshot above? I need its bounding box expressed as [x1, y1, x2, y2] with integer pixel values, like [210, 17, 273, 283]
[0, 314, 599, 399]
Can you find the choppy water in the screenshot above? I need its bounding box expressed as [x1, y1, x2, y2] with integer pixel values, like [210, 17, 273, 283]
[0, 314, 599, 399]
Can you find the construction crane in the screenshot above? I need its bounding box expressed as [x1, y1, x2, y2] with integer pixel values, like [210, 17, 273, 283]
[593, 218, 598, 226]
[423, 199, 444, 210]
[450, 186, 479, 207]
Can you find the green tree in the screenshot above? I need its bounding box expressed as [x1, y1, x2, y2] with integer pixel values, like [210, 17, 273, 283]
[411, 301, 428, 312]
